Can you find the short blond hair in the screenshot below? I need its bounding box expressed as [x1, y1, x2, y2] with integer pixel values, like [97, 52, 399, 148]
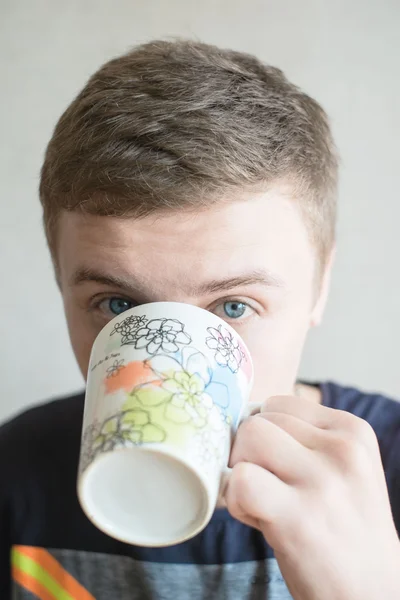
[40, 39, 338, 264]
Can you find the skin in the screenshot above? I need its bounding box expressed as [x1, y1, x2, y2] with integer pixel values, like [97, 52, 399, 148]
[59, 188, 329, 402]
[57, 187, 400, 599]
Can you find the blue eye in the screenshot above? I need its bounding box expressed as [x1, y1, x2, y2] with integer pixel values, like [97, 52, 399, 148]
[108, 297, 134, 316]
[223, 301, 247, 319]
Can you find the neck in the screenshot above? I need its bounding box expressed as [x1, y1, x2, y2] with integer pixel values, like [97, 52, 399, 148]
[295, 382, 322, 404]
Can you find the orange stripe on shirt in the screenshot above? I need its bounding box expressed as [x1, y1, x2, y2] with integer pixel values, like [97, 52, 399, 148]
[12, 565, 55, 600]
[15, 546, 95, 600]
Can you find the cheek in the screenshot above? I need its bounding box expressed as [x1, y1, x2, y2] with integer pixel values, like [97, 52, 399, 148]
[242, 308, 312, 400]
[63, 301, 98, 380]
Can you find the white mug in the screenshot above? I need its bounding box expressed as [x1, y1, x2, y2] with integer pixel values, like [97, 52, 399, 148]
[78, 302, 254, 547]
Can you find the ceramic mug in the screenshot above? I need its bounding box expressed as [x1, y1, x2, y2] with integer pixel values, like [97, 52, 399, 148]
[77, 302, 254, 546]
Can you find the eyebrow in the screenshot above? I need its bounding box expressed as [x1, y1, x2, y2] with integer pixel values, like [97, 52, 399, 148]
[195, 271, 286, 294]
[70, 266, 286, 296]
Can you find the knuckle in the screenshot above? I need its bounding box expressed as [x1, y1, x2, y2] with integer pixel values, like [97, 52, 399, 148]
[335, 410, 377, 446]
[230, 417, 263, 465]
[326, 433, 368, 472]
[262, 394, 292, 411]
[225, 462, 255, 518]
[238, 415, 263, 439]
[353, 418, 377, 445]
[231, 461, 255, 491]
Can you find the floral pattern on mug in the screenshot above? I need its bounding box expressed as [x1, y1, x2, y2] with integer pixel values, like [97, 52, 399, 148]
[81, 307, 252, 471]
[106, 358, 126, 378]
[81, 408, 166, 470]
[80, 421, 102, 473]
[205, 325, 245, 373]
[192, 429, 226, 472]
[111, 316, 192, 355]
[130, 348, 230, 428]
[110, 315, 148, 345]
[81, 344, 235, 468]
[134, 319, 192, 354]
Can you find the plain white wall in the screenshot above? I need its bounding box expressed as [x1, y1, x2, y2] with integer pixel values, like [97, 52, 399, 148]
[1, 0, 399, 424]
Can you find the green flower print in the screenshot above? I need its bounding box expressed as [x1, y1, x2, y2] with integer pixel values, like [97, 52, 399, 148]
[92, 408, 166, 455]
[160, 370, 214, 427]
[80, 421, 101, 472]
[130, 349, 229, 429]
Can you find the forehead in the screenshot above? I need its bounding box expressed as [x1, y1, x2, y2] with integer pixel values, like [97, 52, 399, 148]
[57, 189, 315, 290]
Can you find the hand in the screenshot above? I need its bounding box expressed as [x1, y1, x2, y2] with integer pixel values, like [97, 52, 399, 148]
[224, 395, 400, 600]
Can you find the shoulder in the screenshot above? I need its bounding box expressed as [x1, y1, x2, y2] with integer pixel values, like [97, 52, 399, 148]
[0, 392, 85, 478]
[322, 382, 400, 530]
[304, 381, 400, 470]
[319, 381, 400, 490]
[321, 381, 400, 440]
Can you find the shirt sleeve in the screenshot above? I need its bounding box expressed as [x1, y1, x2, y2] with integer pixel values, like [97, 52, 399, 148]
[385, 423, 400, 537]
[0, 418, 14, 600]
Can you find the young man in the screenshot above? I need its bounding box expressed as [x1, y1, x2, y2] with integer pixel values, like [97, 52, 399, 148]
[1, 40, 400, 600]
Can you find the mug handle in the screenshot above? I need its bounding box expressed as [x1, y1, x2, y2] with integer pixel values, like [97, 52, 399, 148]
[217, 402, 262, 507]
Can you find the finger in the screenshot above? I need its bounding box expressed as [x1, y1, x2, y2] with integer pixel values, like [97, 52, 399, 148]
[261, 394, 336, 429]
[257, 411, 326, 451]
[230, 415, 316, 483]
[262, 395, 377, 446]
[225, 461, 292, 530]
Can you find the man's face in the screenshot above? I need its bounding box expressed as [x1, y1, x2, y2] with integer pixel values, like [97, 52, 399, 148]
[58, 187, 330, 403]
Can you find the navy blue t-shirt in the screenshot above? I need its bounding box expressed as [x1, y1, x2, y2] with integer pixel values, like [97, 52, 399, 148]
[1, 382, 400, 599]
